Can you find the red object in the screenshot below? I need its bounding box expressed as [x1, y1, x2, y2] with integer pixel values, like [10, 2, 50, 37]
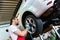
[17, 36, 25, 40]
[47, 1, 52, 5]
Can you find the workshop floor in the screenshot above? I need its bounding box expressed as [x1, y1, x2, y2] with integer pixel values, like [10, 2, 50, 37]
[0, 27, 9, 40]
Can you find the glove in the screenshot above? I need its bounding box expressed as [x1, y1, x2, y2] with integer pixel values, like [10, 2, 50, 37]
[26, 23, 30, 31]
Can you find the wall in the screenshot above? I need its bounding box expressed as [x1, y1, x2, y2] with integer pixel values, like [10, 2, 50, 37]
[0, 0, 18, 22]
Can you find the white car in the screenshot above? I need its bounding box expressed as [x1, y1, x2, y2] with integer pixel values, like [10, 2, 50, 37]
[12, 0, 60, 37]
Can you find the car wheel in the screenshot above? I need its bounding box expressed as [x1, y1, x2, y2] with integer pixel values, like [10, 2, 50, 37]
[23, 15, 43, 37]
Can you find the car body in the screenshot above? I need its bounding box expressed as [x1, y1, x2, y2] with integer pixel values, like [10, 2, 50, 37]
[16, 0, 55, 27]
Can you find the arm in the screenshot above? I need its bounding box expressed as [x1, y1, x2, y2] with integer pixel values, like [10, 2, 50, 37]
[14, 29, 28, 36]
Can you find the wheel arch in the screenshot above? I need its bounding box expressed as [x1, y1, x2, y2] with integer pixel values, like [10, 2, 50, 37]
[22, 11, 37, 26]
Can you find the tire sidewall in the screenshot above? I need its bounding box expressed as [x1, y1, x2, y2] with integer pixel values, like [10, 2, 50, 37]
[24, 15, 43, 37]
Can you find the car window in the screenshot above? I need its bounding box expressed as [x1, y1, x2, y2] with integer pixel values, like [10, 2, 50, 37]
[0, 0, 19, 22]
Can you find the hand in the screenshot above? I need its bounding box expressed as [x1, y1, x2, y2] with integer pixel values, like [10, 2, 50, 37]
[26, 23, 30, 31]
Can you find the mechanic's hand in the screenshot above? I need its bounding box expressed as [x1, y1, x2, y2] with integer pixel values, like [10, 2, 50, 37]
[26, 23, 30, 31]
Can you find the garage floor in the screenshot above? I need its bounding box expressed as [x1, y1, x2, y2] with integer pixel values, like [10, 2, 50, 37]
[0, 27, 9, 40]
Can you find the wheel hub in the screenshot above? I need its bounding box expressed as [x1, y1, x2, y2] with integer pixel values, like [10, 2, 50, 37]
[25, 17, 36, 34]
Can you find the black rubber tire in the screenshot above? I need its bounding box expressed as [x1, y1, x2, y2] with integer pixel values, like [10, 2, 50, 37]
[23, 15, 43, 37]
[32, 19, 43, 37]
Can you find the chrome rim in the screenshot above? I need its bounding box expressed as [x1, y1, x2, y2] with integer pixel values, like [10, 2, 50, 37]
[25, 17, 36, 34]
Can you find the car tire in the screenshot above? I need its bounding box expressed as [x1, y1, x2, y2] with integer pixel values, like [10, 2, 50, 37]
[23, 15, 43, 37]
